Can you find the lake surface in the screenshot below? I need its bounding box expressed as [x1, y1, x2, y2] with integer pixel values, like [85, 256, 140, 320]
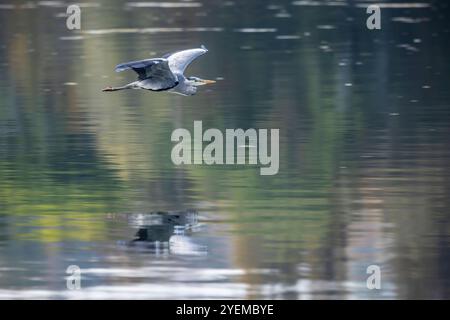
[0, 0, 449, 299]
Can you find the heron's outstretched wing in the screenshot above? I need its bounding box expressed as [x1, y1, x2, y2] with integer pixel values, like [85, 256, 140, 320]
[115, 58, 178, 91]
[164, 45, 208, 75]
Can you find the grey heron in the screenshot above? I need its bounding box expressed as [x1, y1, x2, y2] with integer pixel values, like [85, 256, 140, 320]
[102, 45, 215, 96]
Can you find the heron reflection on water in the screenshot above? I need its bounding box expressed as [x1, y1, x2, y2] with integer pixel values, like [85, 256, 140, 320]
[102, 45, 216, 96]
[123, 211, 206, 256]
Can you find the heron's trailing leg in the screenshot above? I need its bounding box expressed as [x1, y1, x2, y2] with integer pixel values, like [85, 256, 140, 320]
[102, 82, 138, 92]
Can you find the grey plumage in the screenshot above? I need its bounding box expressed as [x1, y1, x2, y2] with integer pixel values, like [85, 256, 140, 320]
[103, 45, 215, 96]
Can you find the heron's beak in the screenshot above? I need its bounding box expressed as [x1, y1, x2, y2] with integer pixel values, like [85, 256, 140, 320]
[199, 79, 216, 85]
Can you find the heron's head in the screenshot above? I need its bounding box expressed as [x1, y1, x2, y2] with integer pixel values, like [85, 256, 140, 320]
[186, 76, 216, 86]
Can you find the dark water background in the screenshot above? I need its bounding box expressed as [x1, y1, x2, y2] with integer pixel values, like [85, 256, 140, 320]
[0, 0, 449, 299]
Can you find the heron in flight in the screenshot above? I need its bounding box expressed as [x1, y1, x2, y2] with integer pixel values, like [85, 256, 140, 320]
[102, 45, 215, 96]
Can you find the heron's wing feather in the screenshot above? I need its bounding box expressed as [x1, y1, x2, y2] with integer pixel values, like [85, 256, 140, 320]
[138, 61, 179, 91]
[115, 58, 164, 74]
[165, 46, 208, 74]
[115, 58, 178, 90]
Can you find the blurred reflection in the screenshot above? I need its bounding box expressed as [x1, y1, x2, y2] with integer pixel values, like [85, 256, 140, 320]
[125, 211, 206, 256]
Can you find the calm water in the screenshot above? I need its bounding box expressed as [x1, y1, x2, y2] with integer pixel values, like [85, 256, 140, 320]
[0, 0, 449, 299]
